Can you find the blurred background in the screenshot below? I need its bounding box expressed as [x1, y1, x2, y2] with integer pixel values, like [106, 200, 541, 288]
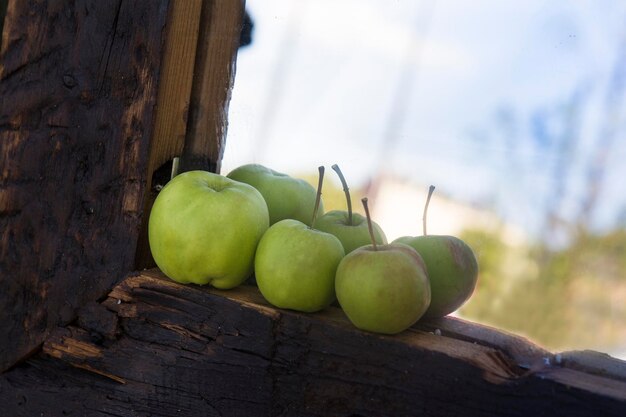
[222, 0, 626, 359]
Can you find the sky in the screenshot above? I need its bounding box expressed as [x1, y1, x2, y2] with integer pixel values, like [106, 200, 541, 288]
[222, 0, 626, 241]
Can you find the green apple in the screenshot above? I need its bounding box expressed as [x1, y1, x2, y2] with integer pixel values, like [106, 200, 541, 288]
[393, 235, 477, 318]
[392, 186, 478, 318]
[316, 164, 387, 254]
[255, 219, 345, 312]
[227, 163, 323, 225]
[148, 170, 269, 289]
[254, 166, 345, 312]
[335, 198, 431, 334]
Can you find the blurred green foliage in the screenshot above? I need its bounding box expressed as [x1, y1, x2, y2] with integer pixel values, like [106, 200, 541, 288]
[459, 227, 626, 354]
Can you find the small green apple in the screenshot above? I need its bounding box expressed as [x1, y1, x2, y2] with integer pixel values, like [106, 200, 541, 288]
[254, 166, 345, 312]
[227, 163, 323, 225]
[335, 198, 431, 334]
[393, 186, 478, 318]
[316, 164, 387, 254]
[148, 170, 269, 289]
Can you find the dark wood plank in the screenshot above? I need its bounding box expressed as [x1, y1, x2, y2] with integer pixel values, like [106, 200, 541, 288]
[0, 0, 170, 371]
[0, 270, 623, 416]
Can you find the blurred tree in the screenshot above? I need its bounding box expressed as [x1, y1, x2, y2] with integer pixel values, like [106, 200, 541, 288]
[457, 228, 510, 319]
[459, 27, 626, 355]
[460, 227, 626, 352]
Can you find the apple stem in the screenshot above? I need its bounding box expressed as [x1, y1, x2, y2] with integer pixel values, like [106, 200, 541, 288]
[310, 166, 325, 229]
[331, 164, 353, 225]
[361, 197, 378, 251]
[170, 157, 180, 180]
[423, 185, 435, 236]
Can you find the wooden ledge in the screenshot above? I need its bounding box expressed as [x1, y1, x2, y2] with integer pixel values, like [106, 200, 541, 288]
[1, 269, 625, 416]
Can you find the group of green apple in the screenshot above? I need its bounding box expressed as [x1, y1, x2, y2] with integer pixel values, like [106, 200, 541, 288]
[148, 163, 478, 335]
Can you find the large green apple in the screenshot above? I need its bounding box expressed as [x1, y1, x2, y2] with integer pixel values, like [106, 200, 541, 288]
[316, 164, 387, 254]
[393, 235, 477, 318]
[336, 242, 431, 334]
[227, 163, 323, 225]
[254, 166, 345, 312]
[148, 170, 269, 289]
[254, 219, 345, 312]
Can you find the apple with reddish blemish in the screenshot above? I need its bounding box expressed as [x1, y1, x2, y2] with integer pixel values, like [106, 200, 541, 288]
[393, 186, 478, 318]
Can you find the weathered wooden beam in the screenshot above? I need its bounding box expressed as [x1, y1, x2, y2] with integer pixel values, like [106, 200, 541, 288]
[0, 0, 170, 372]
[0, 0, 245, 371]
[179, 0, 245, 173]
[1, 269, 623, 416]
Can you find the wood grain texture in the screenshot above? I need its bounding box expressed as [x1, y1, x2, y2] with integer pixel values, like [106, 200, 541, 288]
[134, 0, 203, 270]
[0, 0, 169, 372]
[180, 0, 245, 173]
[147, 0, 203, 179]
[0, 269, 624, 416]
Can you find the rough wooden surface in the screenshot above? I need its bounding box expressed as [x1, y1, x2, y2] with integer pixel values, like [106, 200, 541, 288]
[0, 0, 169, 372]
[0, 269, 624, 416]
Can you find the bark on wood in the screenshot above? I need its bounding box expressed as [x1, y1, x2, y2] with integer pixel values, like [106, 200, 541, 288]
[0, 0, 169, 372]
[0, 270, 624, 416]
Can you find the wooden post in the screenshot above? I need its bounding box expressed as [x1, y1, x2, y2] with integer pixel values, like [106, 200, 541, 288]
[180, 0, 245, 174]
[0, 0, 171, 372]
[0, 0, 245, 372]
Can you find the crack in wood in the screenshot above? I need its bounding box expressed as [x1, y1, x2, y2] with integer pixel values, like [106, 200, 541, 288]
[72, 363, 127, 385]
[160, 322, 211, 343]
[98, 0, 123, 95]
[0, 45, 64, 83]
